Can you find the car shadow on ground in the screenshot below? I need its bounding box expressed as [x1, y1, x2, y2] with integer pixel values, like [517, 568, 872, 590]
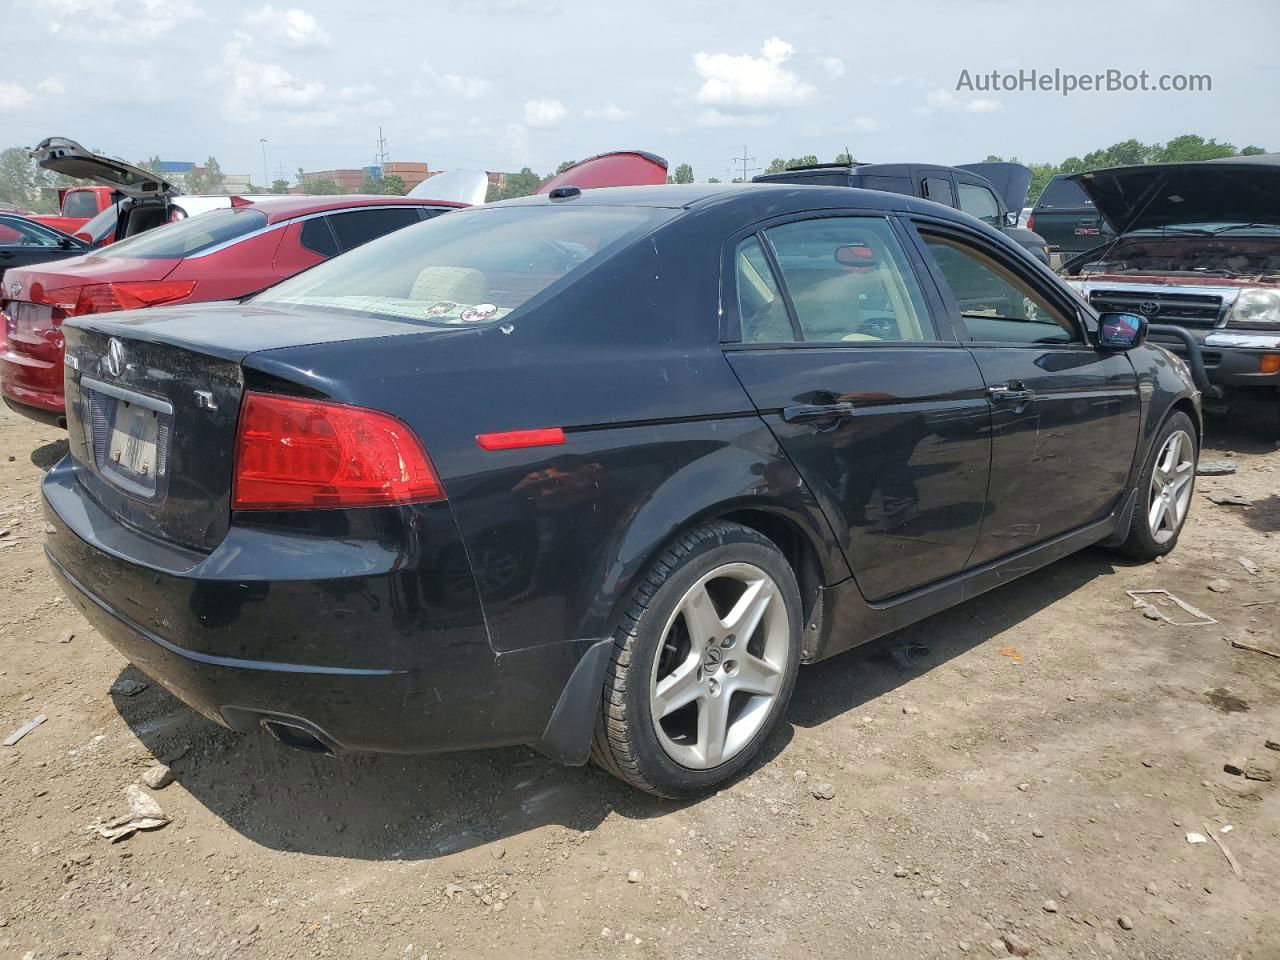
[31, 438, 68, 471]
[108, 547, 1126, 862]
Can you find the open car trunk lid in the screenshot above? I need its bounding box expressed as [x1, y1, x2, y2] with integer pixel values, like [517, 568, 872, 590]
[536, 150, 668, 194]
[407, 169, 489, 206]
[32, 137, 179, 201]
[59, 302, 470, 552]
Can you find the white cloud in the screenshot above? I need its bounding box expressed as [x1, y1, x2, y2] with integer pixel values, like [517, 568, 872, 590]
[422, 65, 494, 100]
[502, 122, 531, 158]
[924, 87, 1002, 114]
[851, 115, 879, 132]
[0, 83, 35, 110]
[584, 103, 630, 122]
[693, 37, 815, 108]
[221, 40, 326, 120]
[37, 0, 201, 40]
[37, 77, 66, 95]
[244, 5, 331, 49]
[694, 108, 774, 128]
[338, 83, 376, 101]
[821, 57, 846, 80]
[523, 98, 567, 128]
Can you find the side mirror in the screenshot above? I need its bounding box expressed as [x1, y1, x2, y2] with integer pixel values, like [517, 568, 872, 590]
[1004, 210, 1018, 227]
[1096, 311, 1148, 350]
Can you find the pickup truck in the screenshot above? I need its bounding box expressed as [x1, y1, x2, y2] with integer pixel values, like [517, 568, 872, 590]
[754, 161, 1051, 264]
[1028, 174, 1113, 257]
[28, 185, 115, 236]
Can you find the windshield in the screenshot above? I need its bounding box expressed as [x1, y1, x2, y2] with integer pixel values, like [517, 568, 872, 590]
[256, 204, 676, 326]
[98, 206, 267, 259]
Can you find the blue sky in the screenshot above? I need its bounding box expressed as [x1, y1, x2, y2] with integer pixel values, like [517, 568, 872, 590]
[3, 0, 1275, 181]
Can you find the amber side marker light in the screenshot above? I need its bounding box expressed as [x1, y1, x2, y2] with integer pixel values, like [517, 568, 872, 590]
[476, 428, 566, 451]
[1259, 354, 1280, 375]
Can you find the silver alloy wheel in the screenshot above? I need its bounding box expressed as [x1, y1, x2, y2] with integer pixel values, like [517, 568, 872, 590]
[1148, 429, 1195, 544]
[648, 562, 789, 770]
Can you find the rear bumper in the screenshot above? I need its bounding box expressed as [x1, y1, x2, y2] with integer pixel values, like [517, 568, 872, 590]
[3, 395, 66, 428]
[42, 457, 597, 758]
[1151, 329, 1280, 390]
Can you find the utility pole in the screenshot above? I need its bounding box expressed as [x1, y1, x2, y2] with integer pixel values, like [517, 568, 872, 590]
[731, 145, 758, 183]
[259, 138, 269, 189]
[374, 127, 390, 171]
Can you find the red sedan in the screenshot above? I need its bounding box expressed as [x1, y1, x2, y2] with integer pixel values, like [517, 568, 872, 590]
[1, 195, 461, 426]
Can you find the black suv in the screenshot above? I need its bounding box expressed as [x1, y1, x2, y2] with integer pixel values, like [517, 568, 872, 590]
[755, 160, 1050, 264]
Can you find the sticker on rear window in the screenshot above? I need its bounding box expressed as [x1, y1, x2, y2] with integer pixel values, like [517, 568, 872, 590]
[425, 300, 458, 317]
[460, 303, 498, 323]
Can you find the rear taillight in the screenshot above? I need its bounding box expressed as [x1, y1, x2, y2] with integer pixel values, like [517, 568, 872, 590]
[1026, 214, 1035, 231]
[35, 280, 197, 318]
[232, 392, 444, 511]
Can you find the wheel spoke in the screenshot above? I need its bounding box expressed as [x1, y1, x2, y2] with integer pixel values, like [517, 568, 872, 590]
[732, 653, 782, 698]
[653, 655, 702, 719]
[696, 694, 730, 767]
[680, 583, 724, 645]
[721, 577, 775, 645]
[1148, 495, 1165, 532]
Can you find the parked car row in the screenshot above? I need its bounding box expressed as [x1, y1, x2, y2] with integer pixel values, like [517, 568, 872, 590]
[36, 162, 1207, 797]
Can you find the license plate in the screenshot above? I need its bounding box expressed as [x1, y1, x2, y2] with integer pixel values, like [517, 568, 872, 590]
[9, 301, 53, 335]
[106, 400, 160, 485]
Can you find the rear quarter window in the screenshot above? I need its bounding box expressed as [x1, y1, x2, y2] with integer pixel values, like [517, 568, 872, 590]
[329, 207, 426, 251]
[257, 204, 675, 326]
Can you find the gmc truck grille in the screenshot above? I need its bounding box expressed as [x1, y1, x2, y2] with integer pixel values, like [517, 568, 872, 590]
[1088, 289, 1224, 328]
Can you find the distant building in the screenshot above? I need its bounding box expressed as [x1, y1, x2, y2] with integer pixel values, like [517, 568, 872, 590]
[300, 169, 366, 192]
[382, 161, 430, 192]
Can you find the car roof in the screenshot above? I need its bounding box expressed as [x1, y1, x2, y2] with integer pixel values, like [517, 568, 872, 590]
[496, 181, 951, 217]
[240, 194, 467, 224]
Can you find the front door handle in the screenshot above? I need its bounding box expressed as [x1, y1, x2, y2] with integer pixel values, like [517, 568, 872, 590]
[987, 383, 1035, 403]
[782, 401, 855, 423]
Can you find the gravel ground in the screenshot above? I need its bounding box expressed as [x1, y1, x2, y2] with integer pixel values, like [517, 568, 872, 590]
[1, 403, 1277, 960]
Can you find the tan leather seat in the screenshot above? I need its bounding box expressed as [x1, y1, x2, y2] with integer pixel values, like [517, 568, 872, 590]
[410, 266, 489, 305]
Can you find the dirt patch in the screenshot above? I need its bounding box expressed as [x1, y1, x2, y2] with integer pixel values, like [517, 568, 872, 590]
[1, 405, 1278, 959]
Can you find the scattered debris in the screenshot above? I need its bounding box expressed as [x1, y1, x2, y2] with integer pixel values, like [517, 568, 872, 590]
[1238, 557, 1262, 576]
[3, 715, 47, 747]
[1207, 579, 1232, 593]
[998, 646, 1024, 665]
[1196, 459, 1237, 476]
[893, 867, 909, 878]
[1125, 589, 1217, 626]
[1186, 832, 1208, 844]
[793, 769, 808, 784]
[1266, 740, 1280, 752]
[444, 883, 465, 900]
[1117, 915, 1134, 931]
[489, 844, 506, 860]
[59, 631, 74, 644]
[1244, 758, 1274, 782]
[1001, 932, 1032, 956]
[1241, 599, 1277, 608]
[1031, 828, 1045, 838]
[902, 704, 919, 715]
[626, 869, 644, 883]
[809, 783, 835, 801]
[1043, 899, 1059, 913]
[1220, 824, 1233, 834]
[109, 678, 148, 697]
[140, 764, 173, 790]
[890, 643, 931, 669]
[1207, 494, 1251, 507]
[1017, 782, 1030, 793]
[1231, 638, 1280, 659]
[1203, 820, 1244, 880]
[96, 785, 171, 842]
[1224, 757, 1249, 776]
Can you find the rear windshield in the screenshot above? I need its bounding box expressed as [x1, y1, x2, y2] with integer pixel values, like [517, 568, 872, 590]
[98, 206, 267, 259]
[255, 204, 675, 326]
[1035, 177, 1093, 210]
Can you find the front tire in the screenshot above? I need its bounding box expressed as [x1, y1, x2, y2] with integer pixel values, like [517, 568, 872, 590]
[1118, 411, 1198, 560]
[591, 521, 802, 798]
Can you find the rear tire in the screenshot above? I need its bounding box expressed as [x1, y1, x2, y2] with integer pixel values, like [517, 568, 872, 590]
[591, 521, 802, 798]
[1117, 411, 1198, 561]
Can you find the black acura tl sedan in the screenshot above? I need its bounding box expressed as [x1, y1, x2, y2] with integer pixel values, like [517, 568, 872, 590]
[42, 183, 1200, 797]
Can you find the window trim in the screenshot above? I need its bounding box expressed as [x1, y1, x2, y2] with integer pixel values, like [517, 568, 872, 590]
[719, 209, 960, 349]
[905, 216, 1091, 349]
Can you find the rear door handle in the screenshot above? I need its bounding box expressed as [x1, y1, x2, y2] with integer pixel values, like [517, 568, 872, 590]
[782, 401, 855, 423]
[987, 383, 1035, 403]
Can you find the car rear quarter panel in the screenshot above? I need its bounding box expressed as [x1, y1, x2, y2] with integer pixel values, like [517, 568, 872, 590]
[246, 210, 848, 654]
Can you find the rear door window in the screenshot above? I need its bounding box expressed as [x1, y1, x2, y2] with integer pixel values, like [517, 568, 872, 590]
[922, 177, 956, 207]
[257, 204, 675, 326]
[752, 217, 936, 343]
[329, 207, 424, 251]
[300, 217, 339, 257]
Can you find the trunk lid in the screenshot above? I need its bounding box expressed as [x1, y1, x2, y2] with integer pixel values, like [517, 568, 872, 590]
[1069, 157, 1280, 234]
[33, 137, 179, 200]
[536, 150, 668, 194]
[60, 303, 468, 551]
[407, 169, 489, 206]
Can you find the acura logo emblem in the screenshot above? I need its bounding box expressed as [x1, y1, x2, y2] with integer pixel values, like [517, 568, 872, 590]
[702, 646, 723, 671]
[8, 282, 20, 297]
[104, 338, 125, 378]
[1139, 300, 1161, 317]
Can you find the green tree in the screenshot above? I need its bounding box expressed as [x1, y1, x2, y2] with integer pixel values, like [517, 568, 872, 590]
[835, 151, 854, 165]
[379, 174, 406, 196]
[357, 172, 380, 194]
[786, 155, 819, 170]
[671, 163, 694, 184]
[305, 178, 344, 195]
[137, 155, 163, 174]
[202, 157, 225, 193]
[1155, 134, 1237, 163]
[270, 178, 290, 194]
[765, 158, 787, 174]
[1240, 145, 1266, 156]
[494, 167, 543, 200]
[555, 160, 576, 175]
[707, 177, 721, 183]
[0, 147, 36, 206]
